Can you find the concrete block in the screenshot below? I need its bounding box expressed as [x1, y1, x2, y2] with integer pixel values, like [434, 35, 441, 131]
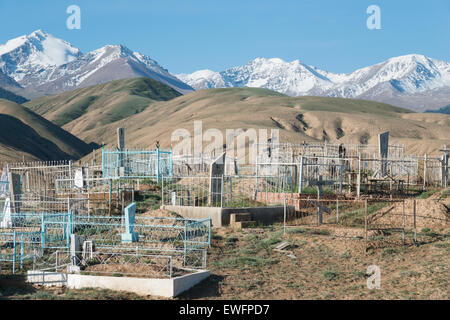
[161, 205, 292, 227]
[67, 270, 210, 297]
[67, 266, 81, 274]
[29, 269, 210, 298]
[229, 212, 251, 225]
[121, 232, 139, 243]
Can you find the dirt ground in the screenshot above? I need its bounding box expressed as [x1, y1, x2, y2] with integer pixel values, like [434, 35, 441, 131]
[373, 199, 449, 231]
[176, 225, 449, 300]
[1, 192, 449, 300]
[1, 222, 448, 300]
[83, 262, 188, 278]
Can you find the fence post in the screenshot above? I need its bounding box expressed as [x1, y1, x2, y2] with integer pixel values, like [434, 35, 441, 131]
[41, 211, 45, 254]
[364, 199, 368, 253]
[183, 220, 187, 266]
[402, 200, 405, 245]
[413, 199, 417, 244]
[101, 145, 105, 178]
[336, 198, 339, 223]
[121, 191, 124, 214]
[156, 147, 160, 183]
[423, 154, 427, 190]
[33, 249, 36, 270]
[339, 158, 343, 195]
[208, 218, 211, 248]
[169, 146, 173, 177]
[20, 233, 24, 270]
[230, 176, 233, 206]
[220, 175, 224, 208]
[117, 179, 120, 207]
[255, 157, 259, 200]
[357, 153, 361, 199]
[283, 196, 286, 235]
[161, 177, 164, 206]
[13, 230, 16, 273]
[109, 179, 112, 216]
[299, 156, 304, 194]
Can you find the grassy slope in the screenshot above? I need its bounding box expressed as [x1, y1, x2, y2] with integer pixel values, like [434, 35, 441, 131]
[24, 77, 181, 138]
[78, 87, 449, 157]
[0, 99, 92, 162]
[25, 82, 450, 157]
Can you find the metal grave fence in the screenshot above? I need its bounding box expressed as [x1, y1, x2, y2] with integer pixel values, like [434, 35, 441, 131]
[102, 148, 173, 181]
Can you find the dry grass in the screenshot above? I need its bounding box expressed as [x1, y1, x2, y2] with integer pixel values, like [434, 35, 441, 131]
[0, 98, 92, 162]
[22, 83, 450, 159]
[175, 224, 449, 300]
[1, 222, 448, 300]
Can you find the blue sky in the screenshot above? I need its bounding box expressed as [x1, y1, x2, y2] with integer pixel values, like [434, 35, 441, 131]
[1, 0, 449, 74]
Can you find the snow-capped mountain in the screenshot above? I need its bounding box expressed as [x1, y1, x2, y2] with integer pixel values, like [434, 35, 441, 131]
[33, 44, 194, 95]
[177, 69, 226, 90]
[0, 30, 81, 88]
[177, 55, 450, 111]
[0, 30, 193, 95]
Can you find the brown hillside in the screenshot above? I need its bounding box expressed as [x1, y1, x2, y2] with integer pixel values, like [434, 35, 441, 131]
[79, 88, 449, 157]
[25, 82, 450, 158]
[0, 99, 92, 162]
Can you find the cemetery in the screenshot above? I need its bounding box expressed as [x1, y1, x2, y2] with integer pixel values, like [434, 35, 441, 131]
[0, 128, 448, 298]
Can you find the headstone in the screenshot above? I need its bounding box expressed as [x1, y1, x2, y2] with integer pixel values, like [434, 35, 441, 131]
[209, 152, 226, 205]
[0, 197, 12, 228]
[117, 128, 125, 150]
[171, 192, 177, 206]
[439, 145, 449, 188]
[7, 172, 21, 213]
[378, 131, 389, 177]
[82, 240, 94, 260]
[70, 234, 83, 267]
[117, 128, 125, 170]
[0, 167, 8, 196]
[121, 202, 138, 243]
[74, 168, 84, 188]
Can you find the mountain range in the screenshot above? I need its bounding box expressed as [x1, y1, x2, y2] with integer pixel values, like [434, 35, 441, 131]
[176, 56, 450, 112]
[0, 30, 449, 112]
[0, 30, 193, 97]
